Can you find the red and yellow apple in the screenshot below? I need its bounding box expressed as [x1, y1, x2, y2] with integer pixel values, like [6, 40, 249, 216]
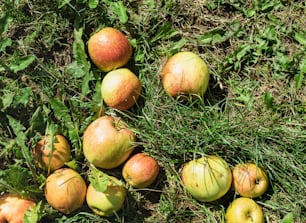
[181, 155, 232, 202]
[82, 115, 136, 169]
[0, 193, 35, 223]
[101, 68, 142, 110]
[225, 197, 264, 223]
[88, 27, 132, 72]
[32, 134, 71, 172]
[44, 168, 87, 214]
[122, 152, 159, 188]
[232, 163, 269, 198]
[161, 51, 209, 98]
[86, 176, 126, 217]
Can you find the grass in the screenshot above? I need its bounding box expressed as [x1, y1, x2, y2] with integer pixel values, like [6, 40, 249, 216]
[0, 0, 305, 222]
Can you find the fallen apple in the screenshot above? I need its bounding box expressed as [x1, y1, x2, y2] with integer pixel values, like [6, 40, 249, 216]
[82, 115, 136, 169]
[161, 51, 209, 98]
[122, 152, 159, 188]
[225, 197, 264, 223]
[232, 163, 269, 198]
[181, 155, 232, 202]
[33, 134, 71, 172]
[88, 27, 133, 72]
[0, 193, 35, 223]
[86, 177, 126, 217]
[44, 168, 87, 214]
[101, 68, 142, 110]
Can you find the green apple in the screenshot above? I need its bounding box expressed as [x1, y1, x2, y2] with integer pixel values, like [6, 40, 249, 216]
[161, 51, 209, 98]
[86, 176, 126, 217]
[101, 68, 142, 111]
[82, 115, 136, 169]
[181, 155, 232, 202]
[225, 197, 264, 223]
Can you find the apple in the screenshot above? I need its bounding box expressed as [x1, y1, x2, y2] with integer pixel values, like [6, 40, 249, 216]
[0, 193, 35, 223]
[122, 152, 159, 188]
[32, 134, 71, 172]
[82, 115, 136, 169]
[101, 68, 142, 111]
[44, 168, 87, 214]
[225, 197, 264, 223]
[88, 27, 133, 72]
[181, 155, 232, 202]
[86, 177, 126, 217]
[161, 51, 209, 98]
[232, 163, 269, 198]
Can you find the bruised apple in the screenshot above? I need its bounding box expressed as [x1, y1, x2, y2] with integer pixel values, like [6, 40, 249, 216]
[161, 51, 209, 98]
[225, 197, 264, 223]
[232, 163, 269, 198]
[181, 155, 232, 202]
[45, 168, 87, 214]
[86, 177, 126, 217]
[82, 115, 136, 169]
[101, 68, 142, 110]
[0, 194, 35, 223]
[122, 153, 159, 188]
[88, 27, 133, 72]
[33, 134, 71, 172]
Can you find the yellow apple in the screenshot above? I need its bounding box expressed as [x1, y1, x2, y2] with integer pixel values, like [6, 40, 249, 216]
[161, 51, 209, 98]
[181, 155, 232, 202]
[0, 194, 35, 223]
[88, 27, 132, 72]
[32, 134, 71, 172]
[122, 152, 159, 188]
[101, 68, 142, 111]
[225, 197, 264, 223]
[82, 115, 136, 169]
[86, 177, 126, 217]
[44, 168, 87, 214]
[232, 163, 269, 198]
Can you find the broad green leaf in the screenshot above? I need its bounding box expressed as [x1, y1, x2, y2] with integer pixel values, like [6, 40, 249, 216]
[0, 14, 13, 35]
[294, 73, 304, 91]
[281, 212, 294, 223]
[14, 87, 31, 107]
[24, 202, 41, 223]
[65, 159, 79, 170]
[81, 72, 94, 96]
[7, 115, 36, 177]
[294, 32, 306, 46]
[299, 57, 306, 73]
[1, 91, 14, 111]
[0, 38, 12, 52]
[0, 166, 30, 191]
[72, 28, 89, 68]
[10, 55, 36, 73]
[29, 107, 45, 133]
[110, 1, 128, 24]
[67, 61, 86, 78]
[88, 0, 99, 9]
[49, 98, 71, 124]
[89, 165, 109, 193]
[264, 91, 274, 109]
[235, 44, 252, 61]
